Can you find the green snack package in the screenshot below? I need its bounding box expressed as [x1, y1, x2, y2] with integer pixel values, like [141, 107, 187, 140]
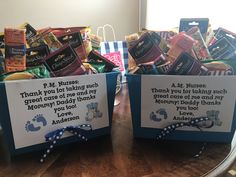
[27, 65, 50, 78]
[0, 65, 50, 81]
[87, 62, 106, 73]
[202, 59, 236, 75]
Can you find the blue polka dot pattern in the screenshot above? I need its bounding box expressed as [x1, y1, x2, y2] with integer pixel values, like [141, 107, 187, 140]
[40, 124, 92, 163]
[156, 117, 213, 140]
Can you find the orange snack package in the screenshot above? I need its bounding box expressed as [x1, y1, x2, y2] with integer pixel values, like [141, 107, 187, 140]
[4, 28, 26, 72]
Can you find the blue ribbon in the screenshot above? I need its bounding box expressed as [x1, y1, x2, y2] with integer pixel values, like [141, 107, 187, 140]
[156, 117, 214, 140]
[40, 124, 92, 163]
[156, 117, 214, 158]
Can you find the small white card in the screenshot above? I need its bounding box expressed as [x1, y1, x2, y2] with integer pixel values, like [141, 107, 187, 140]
[141, 75, 236, 132]
[5, 74, 109, 149]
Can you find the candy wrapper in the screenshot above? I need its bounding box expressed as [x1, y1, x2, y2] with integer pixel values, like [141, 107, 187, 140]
[125, 33, 139, 71]
[27, 65, 50, 78]
[187, 26, 211, 60]
[28, 29, 49, 48]
[167, 52, 208, 75]
[167, 32, 196, 61]
[127, 18, 236, 77]
[148, 31, 169, 53]
[128, 32, 165, 65]
[210, 27, 236, 47]
[80, 27, 93, 55]
[89, 33, 102, 50]
[26, 45, 50, 68]
[208, 37, 236, 60]
[19, 23, 37, 41]
[56, 31, 87, 62]
[0, 65, 50, 81]
[83, 63, 98, 74]
[202, 59, 236, 75]
[88, 50, 117, 72]
[42, 32, 63, 52]
[179, 18, 209, 40]
[0, 56, 5, 74]
[0, 32, 4, 54]
[43, 44, 85, 77]
[28, 29, 62, 52]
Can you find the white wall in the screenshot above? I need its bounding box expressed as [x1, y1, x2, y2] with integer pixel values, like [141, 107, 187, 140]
[143, 0, 236, 32]
[0, 0, 139, 41]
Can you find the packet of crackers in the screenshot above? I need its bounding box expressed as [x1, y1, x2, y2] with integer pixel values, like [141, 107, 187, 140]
[4, 28, 26, 73]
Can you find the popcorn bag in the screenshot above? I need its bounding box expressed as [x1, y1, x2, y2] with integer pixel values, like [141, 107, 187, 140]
[0, 23, 119, 157]
[126, 18, 236, 143]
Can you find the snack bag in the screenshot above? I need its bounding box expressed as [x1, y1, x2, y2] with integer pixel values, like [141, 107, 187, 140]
[4, 28, 26, 72]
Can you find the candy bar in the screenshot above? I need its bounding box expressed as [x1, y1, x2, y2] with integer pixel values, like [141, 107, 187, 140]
[56, 31, 87, 62]
[128, 32, 164, 65]
[167, 52, 208, 75]
[43, 44, 85, 77]
[26, 45, 49, 67]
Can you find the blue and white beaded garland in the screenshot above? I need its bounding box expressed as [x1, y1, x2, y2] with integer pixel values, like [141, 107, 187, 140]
[156, 117, 213, 140]
[40, 124, 92, 163]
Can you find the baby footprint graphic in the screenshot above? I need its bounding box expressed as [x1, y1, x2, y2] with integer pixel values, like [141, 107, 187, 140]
[32, 114, 47, 126]
[25, 121, 41, 132]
